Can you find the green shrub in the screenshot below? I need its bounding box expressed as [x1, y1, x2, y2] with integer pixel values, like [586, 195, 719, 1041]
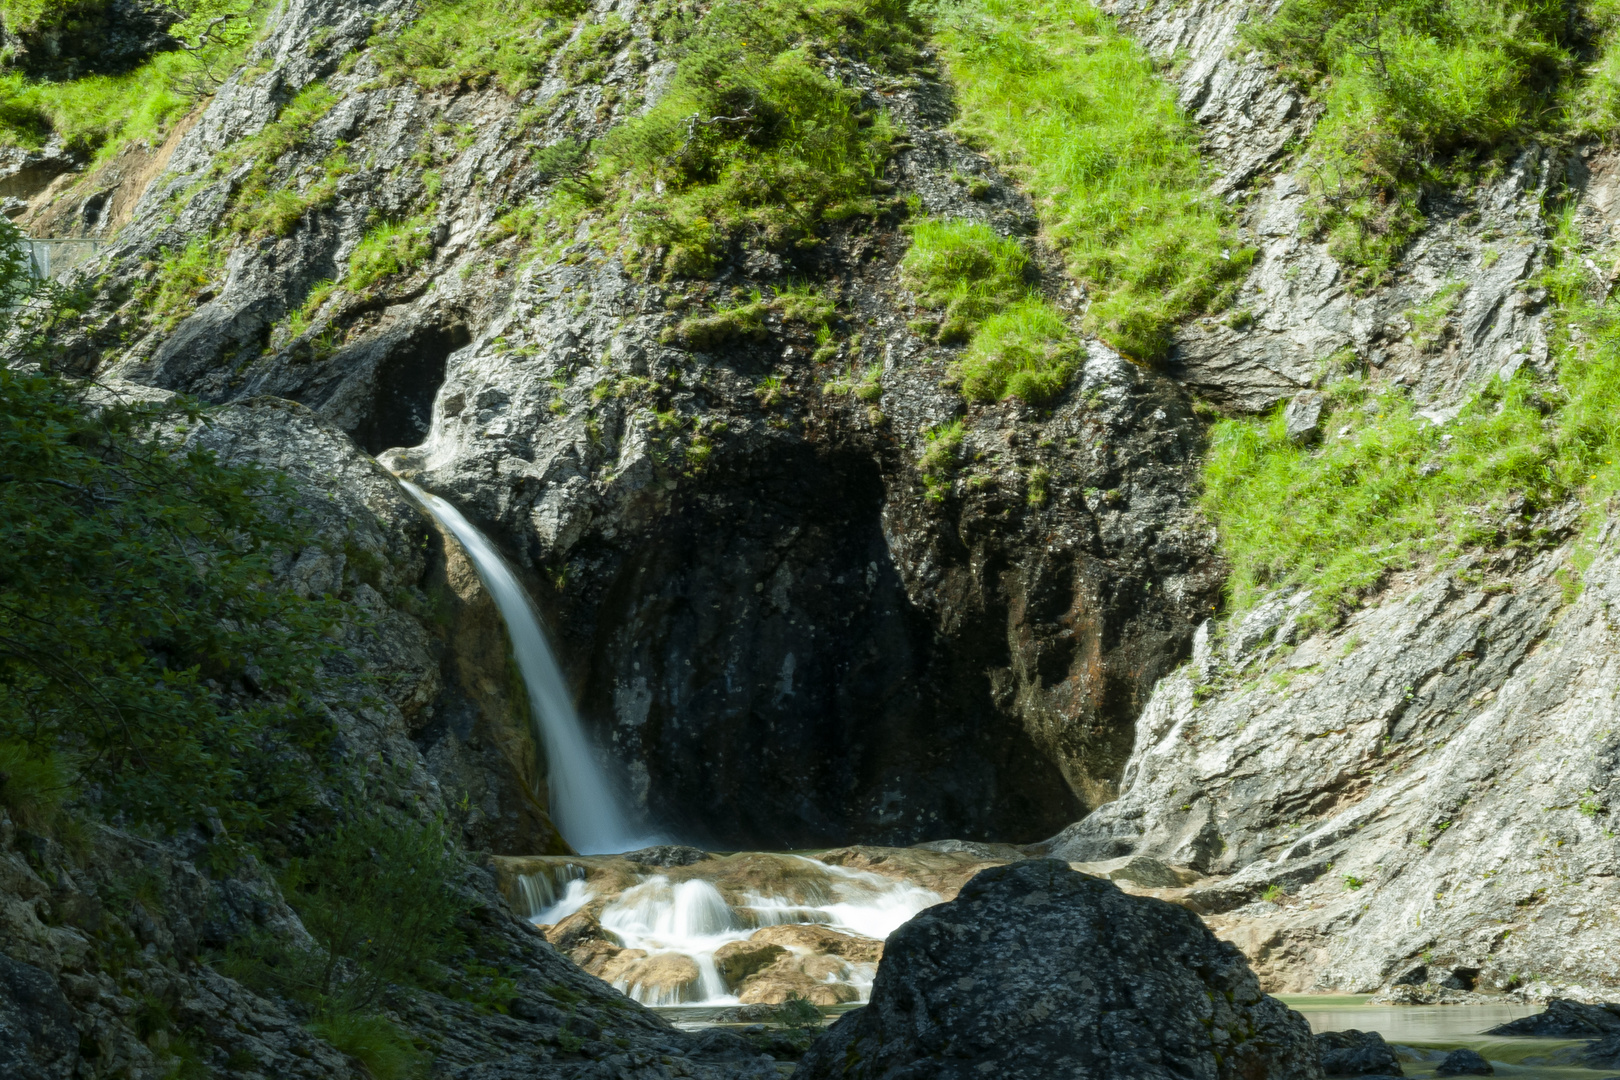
[927, 0, 1250, 362]
[279, 810, 472, 1010]
[0, 742, 65, 833]
[308, 1012, 425, 1080]
[373, 0, 590, 93]
[0, 363, 351, 836]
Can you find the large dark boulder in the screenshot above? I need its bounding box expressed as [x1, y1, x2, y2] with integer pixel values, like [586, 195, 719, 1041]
[1486, 999, 1620, 1037]
[2, 0, 178, 81]
[1434, 1049, 1493, 1076]
[795, 860, 1322, 1080]
[1316, 1029, 1402, 1076]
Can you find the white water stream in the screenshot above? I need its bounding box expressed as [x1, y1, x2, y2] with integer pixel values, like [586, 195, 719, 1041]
[399, 481, 653, 855]
[514, 856, 942, 1006]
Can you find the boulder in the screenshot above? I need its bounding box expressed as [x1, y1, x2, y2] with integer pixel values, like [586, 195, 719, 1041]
[624, 845, 714, 867]
[1486, 998, 1620, 1036]
[1284, 391, 1325, 444]
[545, 909, 617, 951]
[796, 860, 1321, 1080]
[715, 940, 789, 989]
[1435, 1048, 1493, 1076]
[1109, 855, 1198, 889]
[1316, 1030, 1402, 1076]
[737, 958, 860, 1007]
[615, 953, 703, 1004]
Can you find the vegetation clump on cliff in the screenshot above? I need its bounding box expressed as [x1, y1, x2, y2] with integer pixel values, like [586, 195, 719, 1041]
[1245, 0, 1589, 288]
[926, 0, 1253, 363]
[901, 219, 1080, 404]
[0, 0, 264, 164]
[1205, 211, 1620, 624]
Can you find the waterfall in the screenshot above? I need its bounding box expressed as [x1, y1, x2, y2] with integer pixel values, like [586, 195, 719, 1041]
[399, 481, 648, 854]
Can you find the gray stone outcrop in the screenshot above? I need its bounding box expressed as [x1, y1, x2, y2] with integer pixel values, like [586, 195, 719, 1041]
[796, 859, 1322, 1080]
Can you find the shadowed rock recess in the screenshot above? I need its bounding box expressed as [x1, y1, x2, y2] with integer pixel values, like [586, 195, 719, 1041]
[14, 0, 1620, 1073]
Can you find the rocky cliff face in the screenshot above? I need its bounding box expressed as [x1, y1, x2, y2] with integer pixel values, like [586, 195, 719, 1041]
[1042, 0, 1620, 999]
[14, 0, 1620, 1030]
[29, 0, 1225, 849]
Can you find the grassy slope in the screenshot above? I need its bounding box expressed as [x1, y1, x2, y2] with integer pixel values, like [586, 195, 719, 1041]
[929, 0, 1251, 363]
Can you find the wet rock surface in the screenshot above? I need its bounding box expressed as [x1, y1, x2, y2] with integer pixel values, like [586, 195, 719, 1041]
[796, 859, 1322, 1080]
[1316, 1030, 1402, 1077]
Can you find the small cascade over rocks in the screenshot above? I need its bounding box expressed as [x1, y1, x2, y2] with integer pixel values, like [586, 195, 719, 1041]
[399, 481, 657, 854]
[494, 846, 1023, 1008]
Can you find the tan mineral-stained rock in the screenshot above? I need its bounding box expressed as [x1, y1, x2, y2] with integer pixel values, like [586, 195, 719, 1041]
[737, 954, 860, 1007]
[616, 953, 703, 1003]
[713, 939, 788, 989]
[748, 923, 883, 964]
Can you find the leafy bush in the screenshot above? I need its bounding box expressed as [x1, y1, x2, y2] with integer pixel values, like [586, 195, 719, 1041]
[926, 0, 1250, 362]
[601, 0, 920, 275]
[0, 363, 356, 834]
[1245, 0, 1578, 286]
[224, 809, 471, 1011]
[0, 741, 65, 833]
[373, 0, 591, 93]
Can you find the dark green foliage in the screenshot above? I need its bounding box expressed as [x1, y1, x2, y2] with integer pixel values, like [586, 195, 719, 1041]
[1245, 0, 1579, 286]
[0, 371, 352, 835]
[0, 218, 354, 836]
[602, 0, 921, 276]
[221, 809, 472, 1014]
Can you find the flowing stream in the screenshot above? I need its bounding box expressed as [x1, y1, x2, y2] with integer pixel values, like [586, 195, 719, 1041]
[399, 481, 651, 854]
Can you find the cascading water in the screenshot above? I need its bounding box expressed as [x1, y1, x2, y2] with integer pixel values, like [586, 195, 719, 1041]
[540, 855, 943, 1007]
[399, 481, 651, 854]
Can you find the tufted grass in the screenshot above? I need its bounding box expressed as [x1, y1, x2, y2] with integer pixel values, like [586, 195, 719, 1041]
[925, 0, 1251, 363]
[1244, 0, 1581, 288]
[1203, 209, 1620, 624]
[373, 0, 592, 93]
[901, 219, 1079, 403]
[599, 0, 921, 277]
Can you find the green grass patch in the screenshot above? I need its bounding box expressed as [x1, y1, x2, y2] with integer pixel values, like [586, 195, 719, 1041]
[372, 0, 591, 93]
[918, 419, 965, 501]
[345, 208, 438, 291]
[902, 219, 1079, 402]
[1244, 0, 1580, 288]
[309, 1013, 425, 1080]
[0, 0, 265, 165]
[927, 0, 1251, 362]
[1203, 210, 1620, 625]
[598, 0, 921, 277]
[0, 741, 65, 833]
[954, 297, 1079, 403]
